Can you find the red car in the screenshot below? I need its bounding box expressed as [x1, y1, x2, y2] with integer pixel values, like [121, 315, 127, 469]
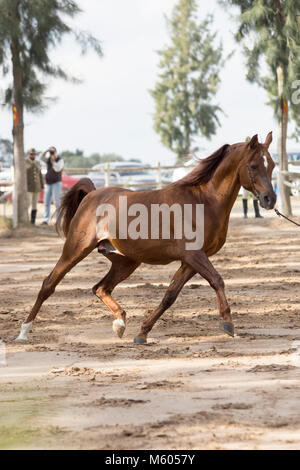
[3, 172, 79, 204]
[38, 173, 79, 203]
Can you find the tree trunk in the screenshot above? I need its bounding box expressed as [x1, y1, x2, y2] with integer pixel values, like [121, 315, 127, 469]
[277, 64, 292, 216]
[11, 13, 28, 225]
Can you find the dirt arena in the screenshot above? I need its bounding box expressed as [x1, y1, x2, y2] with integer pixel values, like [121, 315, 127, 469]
[1, 202, 300, 450]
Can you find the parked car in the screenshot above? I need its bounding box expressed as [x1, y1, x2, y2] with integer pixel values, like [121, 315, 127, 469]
[1, 165, 79, 203]
[88, 164, 118, 189]
[88, 162, 169, 191]
[0, 168, 13, 201]
[0, 166, 12, 186]
[172, 158, 197, 182]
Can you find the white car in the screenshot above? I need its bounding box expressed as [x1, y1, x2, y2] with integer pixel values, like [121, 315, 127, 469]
[88, 162, 159, 191]
[0, 167, 13, 196]
[172, 158, 198, 182]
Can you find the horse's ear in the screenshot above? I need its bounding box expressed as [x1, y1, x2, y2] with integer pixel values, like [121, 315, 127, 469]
[265, 131, 273, 148]
[248, 134, 259, 149]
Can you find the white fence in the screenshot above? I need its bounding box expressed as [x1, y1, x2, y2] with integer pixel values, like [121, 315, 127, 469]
[0, 182, 13, 218]
[65, 162, 196, 189]
[1, 161, 300, 219]
[0, 162, 194, 219]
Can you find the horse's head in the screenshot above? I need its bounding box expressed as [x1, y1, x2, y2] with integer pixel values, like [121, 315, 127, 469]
[239, 132, 276, 210]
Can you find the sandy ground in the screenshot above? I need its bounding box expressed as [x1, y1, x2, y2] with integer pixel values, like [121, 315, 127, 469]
[1, 201, 300, 450]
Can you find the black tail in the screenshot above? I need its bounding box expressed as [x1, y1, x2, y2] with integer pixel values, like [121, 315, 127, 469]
[56, 178, 96, 237]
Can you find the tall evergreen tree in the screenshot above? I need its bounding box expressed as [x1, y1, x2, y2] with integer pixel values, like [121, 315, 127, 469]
[219, 0, 300, 215]
[150, 0, 224, 161]
[0, 0, 102, 224]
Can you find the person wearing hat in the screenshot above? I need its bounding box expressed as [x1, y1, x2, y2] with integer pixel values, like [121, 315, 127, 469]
[26, 148, 44, 225]
[41, 146, 64, 225]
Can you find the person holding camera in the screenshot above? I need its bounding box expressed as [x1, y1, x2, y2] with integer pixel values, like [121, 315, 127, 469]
[41, 146, 64, 225]
[26, 148, 44, 225]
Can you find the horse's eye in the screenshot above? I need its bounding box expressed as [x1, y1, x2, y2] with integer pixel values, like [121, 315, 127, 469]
[250, 165, 257, 171]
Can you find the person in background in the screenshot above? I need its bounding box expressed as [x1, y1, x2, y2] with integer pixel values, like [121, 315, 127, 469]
[26, 148, 44, 225]
[41, 146, 64, 225]
[242, 188, 263, 219]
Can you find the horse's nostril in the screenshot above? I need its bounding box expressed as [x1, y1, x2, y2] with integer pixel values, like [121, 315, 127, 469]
[263, 193, 276, 209]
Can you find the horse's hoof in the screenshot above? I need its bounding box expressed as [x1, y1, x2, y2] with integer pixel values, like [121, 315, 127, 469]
[134, 336, 147, 345]
[15, 322, 32, 342]
[112, 319, 126, 338]
[220, 321, 235, 337]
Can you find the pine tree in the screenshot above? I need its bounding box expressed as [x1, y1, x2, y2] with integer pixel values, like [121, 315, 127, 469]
[219, 0, 300, 216]
[0, 0, 102, 224]
[150, 0, 224, 161]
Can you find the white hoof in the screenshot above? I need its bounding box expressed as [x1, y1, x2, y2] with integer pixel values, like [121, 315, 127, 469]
[15, 322, 32, 342]
[112, 319, 126, 338]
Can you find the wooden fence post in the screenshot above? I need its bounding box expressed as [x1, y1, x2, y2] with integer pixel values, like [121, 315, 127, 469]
[157, 162, 162, 189]
[12, 165, 17, 228]
[105, 162, 110, 187]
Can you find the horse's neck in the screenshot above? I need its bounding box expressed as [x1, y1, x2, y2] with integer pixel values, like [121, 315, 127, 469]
[208, 147, 242, 213]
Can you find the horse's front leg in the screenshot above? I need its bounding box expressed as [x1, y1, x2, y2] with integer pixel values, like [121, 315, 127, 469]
[183, 250, 234, 337]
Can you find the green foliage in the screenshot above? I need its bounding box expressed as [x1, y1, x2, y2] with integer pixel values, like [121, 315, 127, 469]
[0, 137, 13, 166]
[150, 0, 224, 160]
[0, 141, 140, 170]
[219, 0, 300, 138]
[60, 150, 137, 169]
[0, 0, 102, 111]
[100, 153, 125, 163]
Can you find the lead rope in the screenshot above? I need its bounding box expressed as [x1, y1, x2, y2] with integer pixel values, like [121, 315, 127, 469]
[274, 208, 300, 228]
[247, 164, 260, 198]
[247, 164, 300, 227]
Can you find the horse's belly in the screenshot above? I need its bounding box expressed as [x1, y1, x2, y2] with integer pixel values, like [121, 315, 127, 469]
[112, 239, 179, 265]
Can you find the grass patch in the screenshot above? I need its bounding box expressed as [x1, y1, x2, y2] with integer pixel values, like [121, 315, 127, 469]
[0, 425, 63, 450]
[0, 384, 65, 450]
[0, 215, 12, 233]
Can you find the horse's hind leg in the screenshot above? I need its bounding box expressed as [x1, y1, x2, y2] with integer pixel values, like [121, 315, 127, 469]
[183, 250, 234, 337]
[92, 255, 140, 338]
[16, 232, 98, 341]
[134, 263, 196, 344]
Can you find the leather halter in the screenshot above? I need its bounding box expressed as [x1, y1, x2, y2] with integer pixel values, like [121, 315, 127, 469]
[247, 164, 260, 199]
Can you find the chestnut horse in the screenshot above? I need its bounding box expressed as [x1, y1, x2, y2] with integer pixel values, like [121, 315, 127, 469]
[17, 133, 276, 343]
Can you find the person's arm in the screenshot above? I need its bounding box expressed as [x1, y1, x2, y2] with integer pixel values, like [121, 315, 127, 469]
[53, 158, 64, 173]
[41, 150, 50, 163]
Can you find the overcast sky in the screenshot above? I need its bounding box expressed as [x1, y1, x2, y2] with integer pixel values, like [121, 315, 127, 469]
[0, 0, 295, 164]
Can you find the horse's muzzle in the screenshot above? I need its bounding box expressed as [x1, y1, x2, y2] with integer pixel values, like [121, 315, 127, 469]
[259, 192, 277, 210]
